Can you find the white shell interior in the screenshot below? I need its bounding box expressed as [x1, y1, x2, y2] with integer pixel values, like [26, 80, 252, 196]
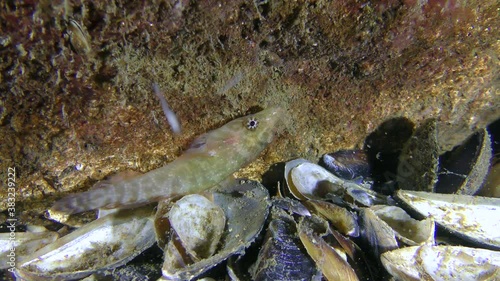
[169, 194, 226, 260]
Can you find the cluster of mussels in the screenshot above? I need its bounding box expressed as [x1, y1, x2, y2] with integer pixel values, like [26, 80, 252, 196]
[240, 120, 499, 281]
[1, 117, 499, 281]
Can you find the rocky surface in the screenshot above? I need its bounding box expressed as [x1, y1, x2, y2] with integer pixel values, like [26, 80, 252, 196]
[0, 0, 499, 223]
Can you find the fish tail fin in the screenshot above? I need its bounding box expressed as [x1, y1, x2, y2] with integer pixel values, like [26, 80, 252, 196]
[49, 171, 146, 217]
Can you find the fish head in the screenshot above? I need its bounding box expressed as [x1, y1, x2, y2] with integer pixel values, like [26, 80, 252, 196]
[224, 107, 284, 149]
[186, 107, 284, 161]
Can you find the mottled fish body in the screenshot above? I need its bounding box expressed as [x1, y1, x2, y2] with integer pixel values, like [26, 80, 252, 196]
[50, 108, 282, 216]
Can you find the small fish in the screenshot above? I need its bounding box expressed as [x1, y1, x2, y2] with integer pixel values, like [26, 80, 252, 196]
[49, 108, 283, 217]
[152, 83, 181, 134]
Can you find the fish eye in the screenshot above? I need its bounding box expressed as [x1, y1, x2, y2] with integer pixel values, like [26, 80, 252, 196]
[246, 117, 258, 130]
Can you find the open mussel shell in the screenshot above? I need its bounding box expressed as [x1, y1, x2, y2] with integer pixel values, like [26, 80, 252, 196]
[360, 208, 399, 260]
[435, 128, 492, 195]
[381, 245, 500, 281]
[478, 160, 500, 198]
[397, 123, 493, 195]
[284, 159, 386, 206]
[289, 161, 349, 200]
[298, 215, 360, 281]
[284, 158, 328, 200]
[304, 200, 359, 237]
[16, 205, 156, 280]
[169, 194, 226, 261]
[360, 205, 435, 266]
[0, 226, 59, 269]
[160, 179, 270, 281]
[477, 120, 499, 198]
[370, 205, 435, 246]
[395, 190, 500, 250]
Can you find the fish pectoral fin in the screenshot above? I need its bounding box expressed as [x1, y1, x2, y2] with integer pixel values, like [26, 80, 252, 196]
[187, 134, 208, 151]
[218, 176, 237, 189]
[98, 202, 156, 218]
[205, 176, 238, 194]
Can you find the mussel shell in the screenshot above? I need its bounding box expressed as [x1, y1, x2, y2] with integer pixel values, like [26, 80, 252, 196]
[250, 208, 320, 280]
[303, 200, 359, 237]
[478, 118, 500, 197]
[477, 161, 500, 198]
[395, 190, 500, 250]
[154, 197, 177, 249]
[291, 162, 347, 199]
[17, 205, 156, 280]
[0, 228, 58, 269]
[397, 118, 439, 192]
[168, 194, 226, 260]
[162, 180, 270, 281]
[284, 158, 327, 200]
[381, 245, 500, 281]
[298, 215, 359, 281]
[359, 208, 399, 260]
[320, 150, 370, 180]
[435, 128, 492, 195]
[370, 205, 435, 246]
[285, 159, 384, 206]
[272, 197, 311, 217]
[85, 246, 164, 280]
[344, 187, 387, 207]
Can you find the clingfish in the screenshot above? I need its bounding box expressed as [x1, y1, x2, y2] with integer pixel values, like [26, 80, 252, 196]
[49, 108, 283, 217]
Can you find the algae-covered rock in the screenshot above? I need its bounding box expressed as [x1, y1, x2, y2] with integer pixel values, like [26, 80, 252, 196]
[0, 0, 499, 224]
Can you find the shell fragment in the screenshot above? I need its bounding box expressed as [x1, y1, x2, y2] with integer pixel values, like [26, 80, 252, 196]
[396, 190, 500, 250]
[381, 245, 500, 281]
[17, 206, 156, 280]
